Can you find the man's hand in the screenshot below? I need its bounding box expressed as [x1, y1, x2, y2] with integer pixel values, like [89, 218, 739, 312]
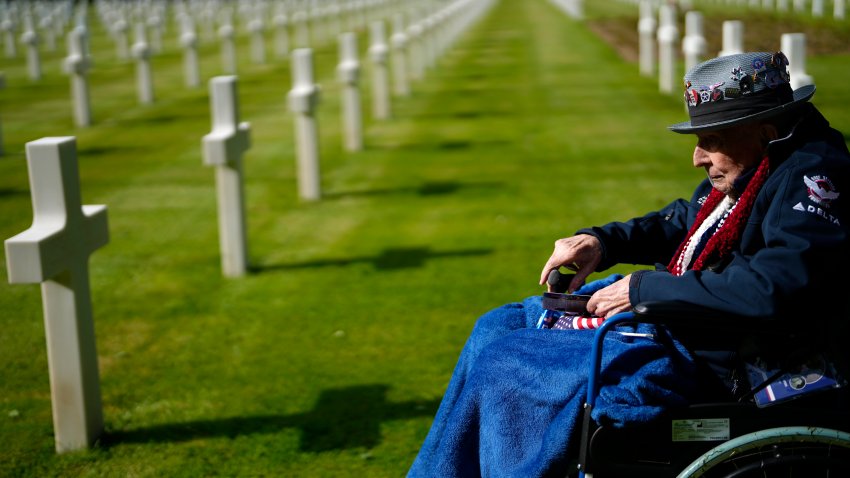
[539, 235, 603, 292]
[586, 274, 632, 318]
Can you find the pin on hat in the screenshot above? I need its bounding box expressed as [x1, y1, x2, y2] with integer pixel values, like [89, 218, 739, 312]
[669, 51, 815, 133]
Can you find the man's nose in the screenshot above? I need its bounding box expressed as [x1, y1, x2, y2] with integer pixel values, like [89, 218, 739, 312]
[693, 147, 710, 168]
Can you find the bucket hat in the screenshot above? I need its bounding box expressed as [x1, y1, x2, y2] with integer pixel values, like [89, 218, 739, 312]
[669, 51, 815, 133]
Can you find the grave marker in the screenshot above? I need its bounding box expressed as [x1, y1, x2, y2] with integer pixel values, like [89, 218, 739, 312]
[390, 13, 410, 97]
[180, 18, 200, 88]
[3, 15, 17, 58]
[682, 11, 706, 74]
[719, 20, 744, 57]
[638, 0, 656, 77]
[657, 4, 678, 94]
[337, 32, 363, 152]
[21, 18, 42, 81]
[63, 27, 92, 127]
[218, 20, 236, 74]
[837, 0, 846, 19]
[0, 72, 4, 155]
[369, 21, 391, 119]
[202, 76, 251, 277]
[4, 136, 109, 453]
[287, 49, 322, 201]
[781, 33, 814, 89]
[249, 17, 266, 64]
[274, 11, 289, 59]
[131, 23, 154, 104]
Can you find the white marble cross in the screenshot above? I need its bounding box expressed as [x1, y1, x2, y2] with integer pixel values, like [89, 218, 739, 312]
[0, 72, 5, 156]
[287, 48, 322, 201]
[682, 11, 706, 74]
[180, 17, 200, 88]
[21, 16, 42, 81]
[390, 13, 410, 97]
[657, 4, 678, 94]
[131, 23, 154, 104]
[273, 10, 289, 59]
[293, 10, 310, 48]
[719, 20, 744, 57]
[218, 19, 237, 74]
[2, 15, 17, 58]
[782, 33, 814, 90]
[112, 18, 129, 61]
[369, 20, 391, 119]
[337, 32, 363, 152]
[4, 137, 109, 453]
[638, 1, 656, 77]
[837, 0, 847, 20]
[249, 17, 266, 64]
[202, 76, 251, 277]
[63, 26, 92, 127]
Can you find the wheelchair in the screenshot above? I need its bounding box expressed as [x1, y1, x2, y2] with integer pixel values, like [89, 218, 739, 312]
[543, 289, 850, 478]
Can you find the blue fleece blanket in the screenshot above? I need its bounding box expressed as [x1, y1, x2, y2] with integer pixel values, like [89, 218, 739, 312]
[408, 293, 699, 477]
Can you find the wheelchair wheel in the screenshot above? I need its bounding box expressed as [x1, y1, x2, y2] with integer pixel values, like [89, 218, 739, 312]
[677, 426, 850, 478]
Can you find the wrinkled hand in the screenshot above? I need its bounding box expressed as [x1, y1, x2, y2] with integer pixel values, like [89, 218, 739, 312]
[539, 235, 603, 293]
[586, 274, 632, 318]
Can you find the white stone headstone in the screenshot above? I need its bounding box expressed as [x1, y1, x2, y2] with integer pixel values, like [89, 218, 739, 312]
[638, 0, 657, 77]
[407, 21, 424, 81]
[147, 15, 163, 54]
[63, 27, 92, 127]
[293, 10, 309, 48]
[287, 49, 322, 201]
[657, 4, 679, 94]
[682, 11, 706, 74]
[719, 20, 744, 57]
[131, 23, 154, 104]
[21, 20, 42, 81]
[782, 33, 814, 90]
[218, 21, 236, 74]
[837, 0, 847, 19]
[3, 16, 17, 58]
[273, 12, 289, 59]
[337, 32, 363, 152]
[794, 0, 806, 13]
[0, 72, 4, 155]
[390, 13, 409, 97]
[112, 18, 129, 61]
[778, 0, 790, 12]
[812, 0, 824, 16]
[202, 76, 251, 277]
[369, 21, 391, 119]
[4, 136, 109, 453]
[249, 17, 266, 64]
[180, 18, 200, 88]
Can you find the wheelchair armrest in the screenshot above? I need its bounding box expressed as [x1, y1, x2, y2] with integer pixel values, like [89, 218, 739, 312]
[633, 301, 770, 330]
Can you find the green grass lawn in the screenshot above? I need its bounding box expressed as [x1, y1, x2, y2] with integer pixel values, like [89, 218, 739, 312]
[2, 1, 849, 476]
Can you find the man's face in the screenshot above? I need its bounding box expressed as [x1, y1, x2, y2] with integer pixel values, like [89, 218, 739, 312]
[693, 123, 766, 197]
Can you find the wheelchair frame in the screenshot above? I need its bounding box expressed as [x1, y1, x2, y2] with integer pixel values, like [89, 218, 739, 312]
[574, 306, 850, 478]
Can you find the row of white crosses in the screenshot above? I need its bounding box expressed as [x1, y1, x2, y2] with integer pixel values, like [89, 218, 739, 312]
[690, 0, 846, 20]
[636, 1, 815, 94]
[2, 0, 496, 454]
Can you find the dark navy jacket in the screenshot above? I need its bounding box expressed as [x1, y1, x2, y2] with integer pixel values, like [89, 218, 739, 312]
[578, 104, 850, 380]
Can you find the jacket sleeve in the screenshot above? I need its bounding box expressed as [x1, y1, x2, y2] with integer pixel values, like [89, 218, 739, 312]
[630, 151, 850, 319]
[576, 194, 701, 271]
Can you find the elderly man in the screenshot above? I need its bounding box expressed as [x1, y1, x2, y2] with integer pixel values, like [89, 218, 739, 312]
[408, 52, 850, 477]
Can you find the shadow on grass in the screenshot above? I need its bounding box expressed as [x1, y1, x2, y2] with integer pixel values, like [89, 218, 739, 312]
[252, 246, 492, 274]
[324, 180, 503, 200]
[103, 384, 440, 452]
[373, 138, 513, 152]
[0, 187, 29, 199]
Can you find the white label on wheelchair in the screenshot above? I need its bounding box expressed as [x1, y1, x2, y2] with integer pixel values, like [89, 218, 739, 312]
[671, 418, 730, 442]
